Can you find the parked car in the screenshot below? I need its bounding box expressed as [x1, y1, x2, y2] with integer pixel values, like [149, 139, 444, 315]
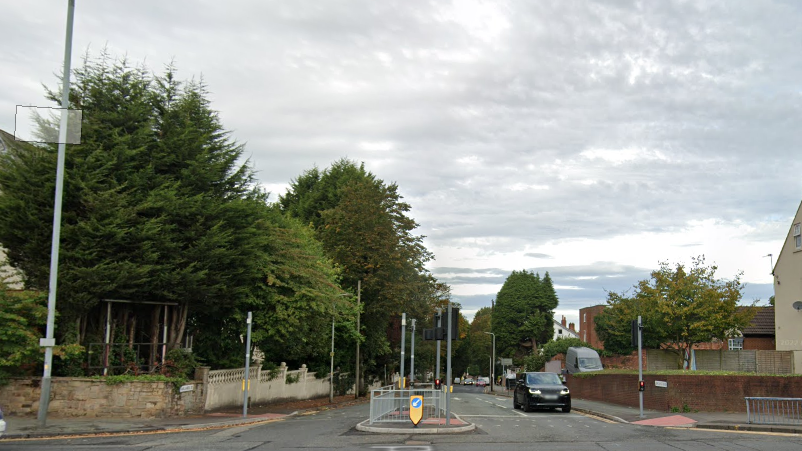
[463, 377, 474, 385]
[565, 347, 603, 374]
[454, 377, 461, 384]
[0, 406, 5, 438]
[513, 372, 570, 413]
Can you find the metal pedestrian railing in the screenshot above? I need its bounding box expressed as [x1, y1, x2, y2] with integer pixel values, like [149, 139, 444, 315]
[369, 387, 446, 424]
[745, 397, 802, 425]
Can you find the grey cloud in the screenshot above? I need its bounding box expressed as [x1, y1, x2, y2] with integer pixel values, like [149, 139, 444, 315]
[525, 253, 552, 259]
[1, 1, 797, 307]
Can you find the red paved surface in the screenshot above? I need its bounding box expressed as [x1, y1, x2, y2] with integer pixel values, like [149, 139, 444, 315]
[421, 418, 467, 425]
[632, 415, 697, 427]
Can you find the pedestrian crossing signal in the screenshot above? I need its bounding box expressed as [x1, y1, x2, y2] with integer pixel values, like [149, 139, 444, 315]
[434, 378, 441, 390]
[639, 380, 645, 392]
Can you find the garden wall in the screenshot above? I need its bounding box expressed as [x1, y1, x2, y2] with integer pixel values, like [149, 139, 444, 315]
[565, 372, 802, 412]
[0, 376, 205, 418]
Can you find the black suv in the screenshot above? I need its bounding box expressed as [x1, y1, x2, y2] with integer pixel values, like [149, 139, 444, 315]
[513, 372, 571, 413]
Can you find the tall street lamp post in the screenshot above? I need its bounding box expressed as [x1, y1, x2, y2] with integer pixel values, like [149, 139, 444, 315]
[484, 332, 495, 393]
[331, 293, 352, 403]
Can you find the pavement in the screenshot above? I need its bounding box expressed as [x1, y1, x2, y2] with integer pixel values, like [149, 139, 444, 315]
[1, 392, 800, 440]
[490, 389, 802, 435]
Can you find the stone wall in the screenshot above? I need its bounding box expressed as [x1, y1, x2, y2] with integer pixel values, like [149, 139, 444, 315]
[0, 377, 205, 418]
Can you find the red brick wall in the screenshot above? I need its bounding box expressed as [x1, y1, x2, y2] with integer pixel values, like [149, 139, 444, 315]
[744, 337, 775, 350]
[565, 373, 802, 412]
[600, 351, 646, 370]
[579, 305, 606, 350]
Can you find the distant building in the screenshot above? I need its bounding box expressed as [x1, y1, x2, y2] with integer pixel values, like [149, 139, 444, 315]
[579, 305, 606, 349]
[729, 306, 775, 351]
[0, 129, 26, 289]
[773, 199, 802, 372]
[553, 316, 579, 341]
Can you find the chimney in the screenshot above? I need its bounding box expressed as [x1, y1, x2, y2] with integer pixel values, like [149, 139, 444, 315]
[569, 322, 575, 332]
[561, 316, 567, 327]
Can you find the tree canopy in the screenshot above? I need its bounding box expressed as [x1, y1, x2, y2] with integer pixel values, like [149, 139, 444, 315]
[279, 159, 441, 378]
[0, 52, 348, 372]
[595, 257, 756, 367]
[492, 270, 559, 359]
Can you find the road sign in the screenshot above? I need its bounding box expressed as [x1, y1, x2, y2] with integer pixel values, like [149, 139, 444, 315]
[500, 358, 512, 366]
[409, 395, 423, 426]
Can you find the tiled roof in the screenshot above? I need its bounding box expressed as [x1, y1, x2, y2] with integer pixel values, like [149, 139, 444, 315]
[740, 306, 775, 336]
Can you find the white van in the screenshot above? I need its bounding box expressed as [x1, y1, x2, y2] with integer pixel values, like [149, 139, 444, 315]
[565, 347, 603, 374]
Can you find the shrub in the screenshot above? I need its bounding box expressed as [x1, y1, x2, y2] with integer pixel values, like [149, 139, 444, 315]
[54, 343, 86, 377]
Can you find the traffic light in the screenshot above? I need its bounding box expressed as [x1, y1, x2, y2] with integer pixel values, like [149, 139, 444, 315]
[450, 307, 460, 340]
[638, 380, 645, 392]
[434, 378, 441, 390]
[631, 319, 639, 348]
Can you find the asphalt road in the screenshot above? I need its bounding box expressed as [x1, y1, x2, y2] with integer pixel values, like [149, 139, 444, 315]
[4, 385, 802, 451]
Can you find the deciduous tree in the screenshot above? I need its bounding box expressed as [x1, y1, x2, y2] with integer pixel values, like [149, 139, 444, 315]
[595, 257, 756, 368]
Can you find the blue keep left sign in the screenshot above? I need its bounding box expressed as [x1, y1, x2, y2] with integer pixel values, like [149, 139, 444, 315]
[409, 395, 423, 425]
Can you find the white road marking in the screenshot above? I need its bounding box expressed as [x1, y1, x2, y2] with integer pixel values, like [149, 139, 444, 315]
[459, 415, 522, 418]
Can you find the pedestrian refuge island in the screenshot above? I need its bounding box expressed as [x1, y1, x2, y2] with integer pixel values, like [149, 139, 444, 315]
[369, 384, 446, 424]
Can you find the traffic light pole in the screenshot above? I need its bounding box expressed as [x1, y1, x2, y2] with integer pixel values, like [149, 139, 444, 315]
[410, 319, 416, 384]
[435, 309, 441, 383]
[445, 303, 452, 426]
[638, 315, 644, 419]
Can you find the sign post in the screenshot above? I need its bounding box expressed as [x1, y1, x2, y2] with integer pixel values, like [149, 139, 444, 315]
[409, 395, 423, 427]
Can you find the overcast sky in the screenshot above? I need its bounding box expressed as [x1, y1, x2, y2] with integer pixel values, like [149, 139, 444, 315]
[3, 1, 799, 328]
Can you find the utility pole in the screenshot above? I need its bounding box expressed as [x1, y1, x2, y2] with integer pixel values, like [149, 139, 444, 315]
[400, 313, 406, 388]
[484, 331, 495, 393]
[330, 302, 336, 403]
[38, 0, 76, 427]
[354, 280, 361, 398]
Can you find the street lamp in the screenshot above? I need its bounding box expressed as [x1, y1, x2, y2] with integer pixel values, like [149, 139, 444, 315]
[331, 293, 353, 403]
[484, 332, 495, 393]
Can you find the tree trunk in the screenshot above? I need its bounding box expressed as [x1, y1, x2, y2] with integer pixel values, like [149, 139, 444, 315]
[149, 306, 160, 371]
[167, 303, 188, 351]
[128, 314, 136, 349]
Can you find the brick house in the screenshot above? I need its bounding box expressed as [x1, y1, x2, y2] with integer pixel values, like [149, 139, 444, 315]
[579, 304, 606, 349]
[726, 306, 775, 351]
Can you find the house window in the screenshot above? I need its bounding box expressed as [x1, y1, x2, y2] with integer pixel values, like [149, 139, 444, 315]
[558, 329, 562, 335]
[794, 223, 801, 250]
[728, 338, 744, 351]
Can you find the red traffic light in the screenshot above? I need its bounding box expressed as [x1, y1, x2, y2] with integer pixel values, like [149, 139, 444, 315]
[638, 380, 645, 392]
[434, 379, 441, 389]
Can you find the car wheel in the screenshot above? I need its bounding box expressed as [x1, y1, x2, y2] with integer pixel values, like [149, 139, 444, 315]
[562, 406, 571, 413]
[513, 396, 520, 409]
[522, 398, 531, 412]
